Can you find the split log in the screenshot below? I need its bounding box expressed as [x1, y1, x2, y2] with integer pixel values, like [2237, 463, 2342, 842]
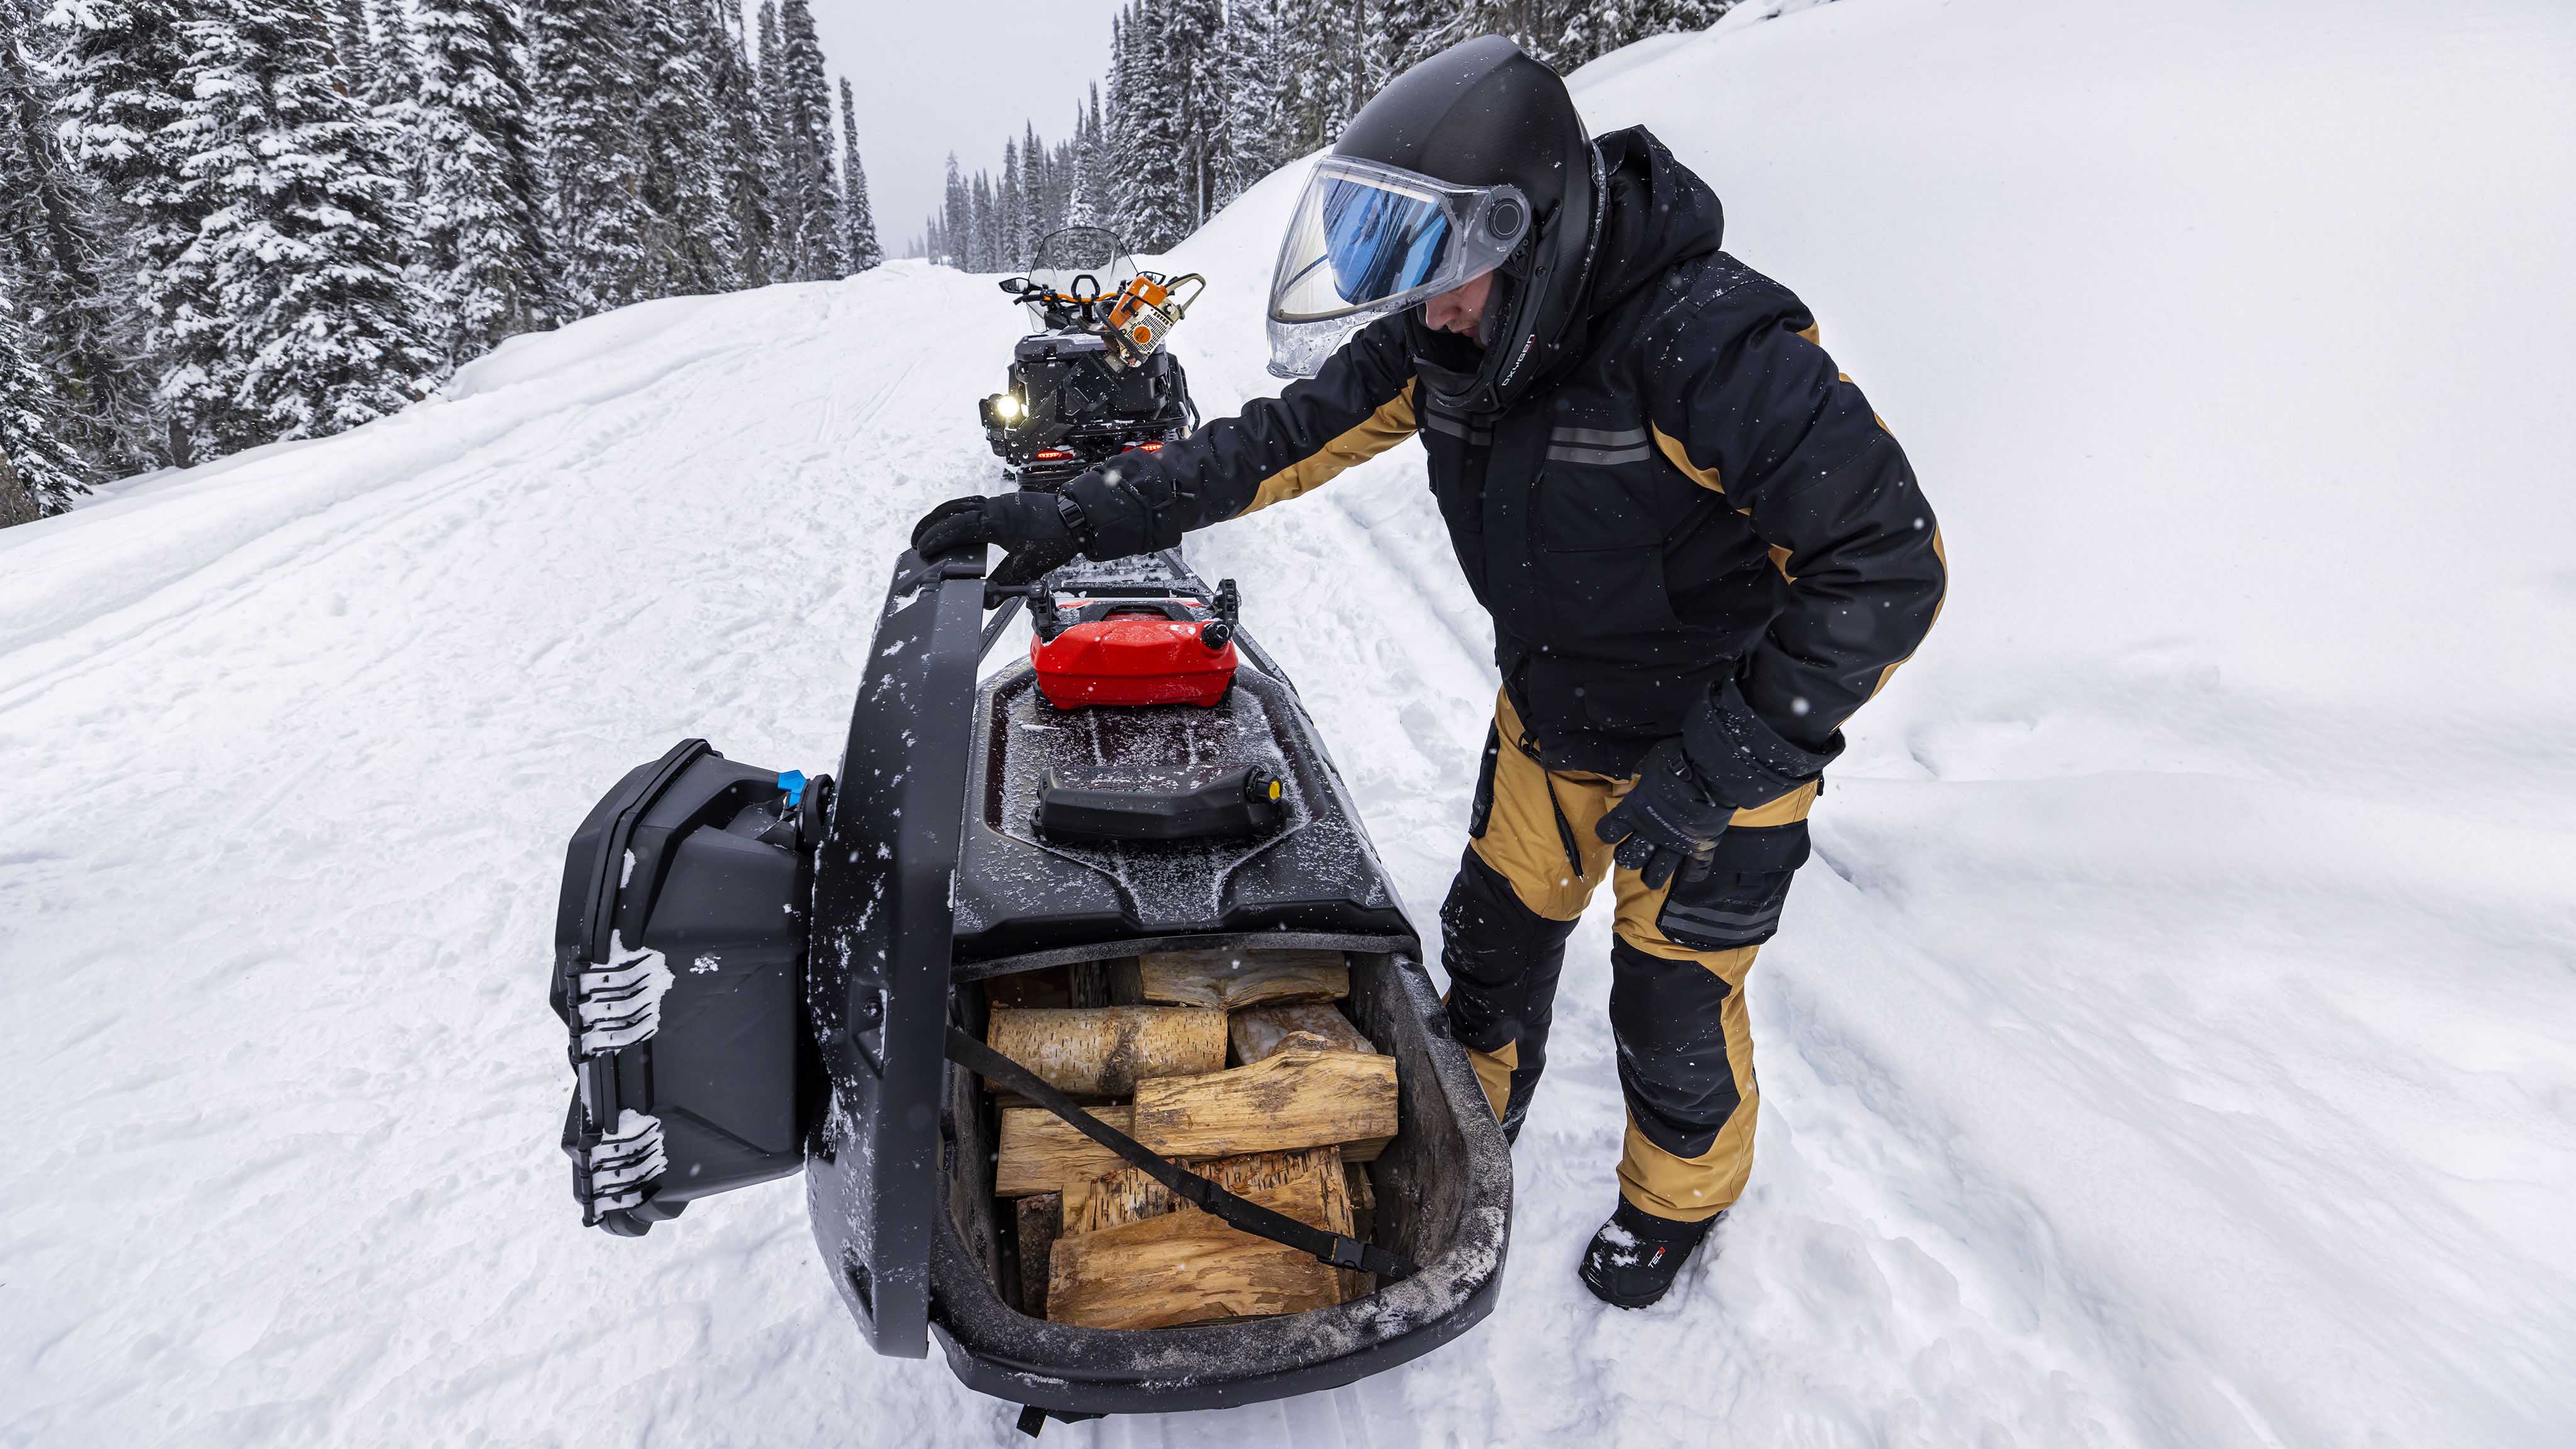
[1136, 949, 1349, 1011]
[1230, 1002, 1375, 1063]
[1108, 957, 1145, 1005]
[1131, 1047, 1397, 1162]
[1014, 1193, 1062, 1317]
[985, 1006, 1227, 1097]
[1062, 1145, 1346, 1238]
[1047, 1181, 1343, 1329]
[1067, 960, 1113, 1009]
[994, 1105, 1137, 1197]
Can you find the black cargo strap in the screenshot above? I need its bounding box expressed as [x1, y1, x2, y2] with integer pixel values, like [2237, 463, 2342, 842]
[945, 1026, 1416, 1282]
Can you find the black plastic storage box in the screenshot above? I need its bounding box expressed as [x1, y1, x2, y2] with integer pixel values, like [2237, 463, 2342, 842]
[550, 545, 1511, 1421]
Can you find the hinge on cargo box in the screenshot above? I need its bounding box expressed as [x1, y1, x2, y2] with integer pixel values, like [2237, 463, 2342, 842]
[573, 933, 674, 1055]
[583, 1109, 669, 1216]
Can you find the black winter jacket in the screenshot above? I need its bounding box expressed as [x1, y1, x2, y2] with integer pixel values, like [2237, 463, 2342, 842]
[1065, 128, 1946, 786]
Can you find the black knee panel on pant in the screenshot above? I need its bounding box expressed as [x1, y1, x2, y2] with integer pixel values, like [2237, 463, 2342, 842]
[1441, 847, 1577, 1076]
[1607, 936, 1743, 1159]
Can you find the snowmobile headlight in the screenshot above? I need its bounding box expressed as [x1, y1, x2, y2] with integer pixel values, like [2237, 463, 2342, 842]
[987, 391, 1024, 426]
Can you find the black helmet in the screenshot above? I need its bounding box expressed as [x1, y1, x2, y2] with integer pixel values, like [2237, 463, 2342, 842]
[1265, 36, 1597, 414]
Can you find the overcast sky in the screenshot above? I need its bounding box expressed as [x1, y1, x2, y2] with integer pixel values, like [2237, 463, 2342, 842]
[804, 0, 1126, 253]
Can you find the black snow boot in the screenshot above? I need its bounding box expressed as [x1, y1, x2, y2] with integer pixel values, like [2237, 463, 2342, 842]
[1578, 1200, 1719, 1309]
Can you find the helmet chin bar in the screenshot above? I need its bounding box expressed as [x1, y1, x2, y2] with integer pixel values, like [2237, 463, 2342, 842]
[1265, 306, 1393, 380]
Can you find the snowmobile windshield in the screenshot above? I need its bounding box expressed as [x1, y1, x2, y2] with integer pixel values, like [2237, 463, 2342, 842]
[1266, 158, 1528, 377]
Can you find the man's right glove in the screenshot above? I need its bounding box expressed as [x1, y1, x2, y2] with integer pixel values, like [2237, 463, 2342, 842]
[1593, 737, 1733, 891]
[910, 491, 1085, 586]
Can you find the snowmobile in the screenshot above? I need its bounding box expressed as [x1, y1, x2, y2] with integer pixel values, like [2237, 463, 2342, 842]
[979, 226, 1202, 488]
[548, 535, 1509, 1429]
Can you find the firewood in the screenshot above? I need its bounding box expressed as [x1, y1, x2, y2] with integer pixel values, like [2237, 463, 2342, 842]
[1046, 1180, 1343, 1329]
[1135, 949, 1349, 1010]
[994, 1105, 1137, 1197]
[1062, 1145, 1346, 1237]
[984, 1006, 1227, 1097]
[1014, 1193, 1062, 1317]
[1131, 1047, 1397, 1161]
[1229, 1002, 1374, 1063]
[1067, 960, 1113, 1008]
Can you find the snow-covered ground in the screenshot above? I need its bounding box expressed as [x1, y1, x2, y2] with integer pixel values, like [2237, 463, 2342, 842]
[6, 0, 2575, 1444]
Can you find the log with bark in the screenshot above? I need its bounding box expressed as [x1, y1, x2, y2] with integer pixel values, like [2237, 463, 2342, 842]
[1229, 1001, 1375, 1063]
[984, 1005, 1226, 1097]
[1134, 949, 1349, 1011]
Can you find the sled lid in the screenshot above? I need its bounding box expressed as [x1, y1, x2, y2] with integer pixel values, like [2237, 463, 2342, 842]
[803, 545, 991, 1358]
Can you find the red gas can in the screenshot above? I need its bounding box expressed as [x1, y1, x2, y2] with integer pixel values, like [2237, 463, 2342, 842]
[1030, 599, 1238, 708]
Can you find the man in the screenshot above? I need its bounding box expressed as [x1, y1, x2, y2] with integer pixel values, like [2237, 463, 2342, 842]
[915, 35, 1946, 1309]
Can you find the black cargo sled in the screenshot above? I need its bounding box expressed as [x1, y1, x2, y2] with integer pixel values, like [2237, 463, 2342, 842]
[978, 226, 1201, 487]
[550, 540, 1510, 1423]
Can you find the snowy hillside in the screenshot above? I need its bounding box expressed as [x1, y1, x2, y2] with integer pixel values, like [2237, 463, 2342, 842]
[6, 0, 2575, 1445]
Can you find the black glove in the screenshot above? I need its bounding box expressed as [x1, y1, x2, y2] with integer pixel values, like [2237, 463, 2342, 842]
[910, 491, 1085, 587]
[1594, 738, 1732, 891]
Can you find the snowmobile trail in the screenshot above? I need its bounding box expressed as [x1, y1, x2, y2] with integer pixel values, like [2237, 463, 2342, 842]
[8, 0, 2576, 1445]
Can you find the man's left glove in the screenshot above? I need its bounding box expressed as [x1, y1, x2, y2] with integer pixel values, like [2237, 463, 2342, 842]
[911, 491, 1085, 586]
[1594, 738, 1733, 891]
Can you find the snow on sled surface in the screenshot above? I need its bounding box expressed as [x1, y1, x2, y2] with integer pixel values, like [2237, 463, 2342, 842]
[4, 0, 2576, 1445]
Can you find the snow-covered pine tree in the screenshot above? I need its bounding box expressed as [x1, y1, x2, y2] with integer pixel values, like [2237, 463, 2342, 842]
[1110, 0, 1192, 250]
[631, 0, 739, 296]
[940, 152, 967, 266]
[1, 6, 153, 477]
[0, 286, 88, 520]
[165, 0, 440, 450]
[1164, 0, 1224, 228]
[836, 76, 879, 270]
[329, 0, 367, 91]
[45, 0, 198, 464]
[998, 137, 1023, 271]
[969, 169, 994, 271]
[1075, 82, 1112, 230]
[1142, 0, 1199, 246]
[707, 0, 774, 286]
[1104, 7, 1138, 230]
[752, 1, 791, 267]
[412, 0, 559, 365]
[528, 0, 649, 315]
[1019, 120, 1046, 246]
[1066, 97, 1103, 230]
[359, 0, 414, 104]
[1214, 0, 1289, 207]
[1553, 0, 1725, 69]
[355, 0, 427, 289]
[770, 0, 845, 279]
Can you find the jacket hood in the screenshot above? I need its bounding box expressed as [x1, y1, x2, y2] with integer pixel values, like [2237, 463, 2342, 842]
[1583, 126, 1725, 316]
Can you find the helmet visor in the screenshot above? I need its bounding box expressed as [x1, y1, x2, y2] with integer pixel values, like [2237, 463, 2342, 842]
[1268, 158, 1528, 325]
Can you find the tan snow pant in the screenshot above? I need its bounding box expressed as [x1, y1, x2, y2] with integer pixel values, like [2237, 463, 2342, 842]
[1446, 691, 1816, 1222]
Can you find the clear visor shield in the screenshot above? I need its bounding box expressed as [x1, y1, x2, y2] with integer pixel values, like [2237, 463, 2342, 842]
[1265, 158, 1528, 377]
